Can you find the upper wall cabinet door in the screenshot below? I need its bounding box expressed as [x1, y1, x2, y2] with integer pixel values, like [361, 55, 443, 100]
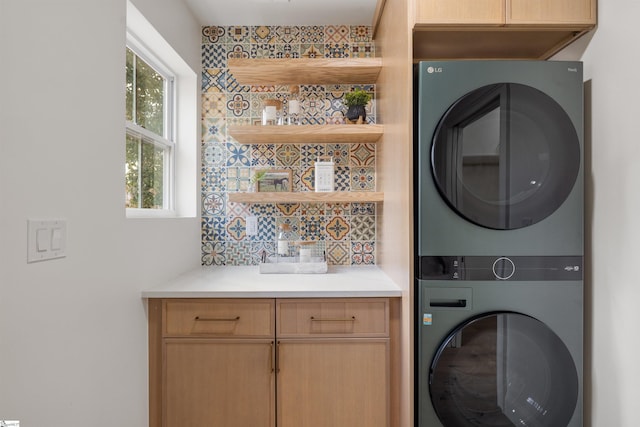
[415, 0, 505, 25]
[507, 0, 596, 25]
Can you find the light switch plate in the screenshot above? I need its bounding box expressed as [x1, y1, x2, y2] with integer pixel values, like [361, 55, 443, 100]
[27, 219, 67, 263]
[246, 215, 258, 236]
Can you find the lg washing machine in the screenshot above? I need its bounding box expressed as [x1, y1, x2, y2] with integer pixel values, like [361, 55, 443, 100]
[415, 61, 584, 427]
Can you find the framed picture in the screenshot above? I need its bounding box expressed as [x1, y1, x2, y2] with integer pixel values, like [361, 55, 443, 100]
[257, 169, 293, 192]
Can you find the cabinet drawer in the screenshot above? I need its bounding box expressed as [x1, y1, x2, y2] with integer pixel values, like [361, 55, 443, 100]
[164, 299, 275, 338]
[277, 299, 389, 337]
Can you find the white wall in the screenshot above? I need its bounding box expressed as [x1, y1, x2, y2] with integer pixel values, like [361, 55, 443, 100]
[555, 1, 640, 425]
[0, 0, 201, 425]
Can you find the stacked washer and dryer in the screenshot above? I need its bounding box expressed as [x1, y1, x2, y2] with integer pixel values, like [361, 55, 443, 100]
[415, 61, 584, 427]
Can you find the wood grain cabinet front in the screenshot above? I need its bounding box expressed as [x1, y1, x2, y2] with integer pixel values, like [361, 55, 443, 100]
[149, 297, 394, 427]
[413, 0, 596, 59]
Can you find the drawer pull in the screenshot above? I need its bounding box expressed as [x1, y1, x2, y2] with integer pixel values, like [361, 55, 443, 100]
[194, 316, 241, 322]
[310, 316, 356, 322]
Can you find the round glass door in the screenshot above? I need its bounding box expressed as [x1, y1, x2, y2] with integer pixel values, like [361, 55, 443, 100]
[429, 312, 578, 427]
[431, 83, 580, 230]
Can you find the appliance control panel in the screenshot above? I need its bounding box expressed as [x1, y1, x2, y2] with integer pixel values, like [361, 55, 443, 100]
[417, 255, 582, 281]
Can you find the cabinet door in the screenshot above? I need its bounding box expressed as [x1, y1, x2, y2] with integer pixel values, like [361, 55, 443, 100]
[508, 0, 596, 25]
[164, 339, 275, 427]
[415, 0, 504, 25]
[277, 339, 389, 427]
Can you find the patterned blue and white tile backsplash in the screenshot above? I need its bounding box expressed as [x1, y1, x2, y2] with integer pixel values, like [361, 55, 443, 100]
[200, 25, 378, 266]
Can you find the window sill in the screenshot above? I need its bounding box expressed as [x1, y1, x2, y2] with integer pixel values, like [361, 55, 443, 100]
[126, 208, 178, 219]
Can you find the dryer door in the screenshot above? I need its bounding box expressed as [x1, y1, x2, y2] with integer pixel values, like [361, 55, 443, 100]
[431, 83, 580, 230]
[429, 312, 578, 427]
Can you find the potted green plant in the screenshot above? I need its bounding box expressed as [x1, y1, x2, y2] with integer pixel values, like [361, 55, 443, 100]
[343, 88, 371, 124]
[249, 169, 267, 192]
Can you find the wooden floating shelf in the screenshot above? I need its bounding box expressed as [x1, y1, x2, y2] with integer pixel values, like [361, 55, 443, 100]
[228, 124, 384, 144]
[228, 192, 384, 204]
[228, 58, 382, 85]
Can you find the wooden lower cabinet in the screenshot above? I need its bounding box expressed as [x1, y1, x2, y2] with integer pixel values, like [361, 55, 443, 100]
[164, 339, 275, 427]
[149, 297, 393, 427]
[277, 339, 388, 427]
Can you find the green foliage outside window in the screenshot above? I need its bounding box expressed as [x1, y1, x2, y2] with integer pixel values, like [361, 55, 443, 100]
[125, 47, 168, 209]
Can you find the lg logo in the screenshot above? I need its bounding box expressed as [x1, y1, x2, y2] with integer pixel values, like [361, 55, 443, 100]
[427, 66, 443, 73]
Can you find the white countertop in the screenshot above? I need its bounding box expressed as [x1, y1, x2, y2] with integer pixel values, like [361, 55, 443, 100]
[142, 265, 402, 298]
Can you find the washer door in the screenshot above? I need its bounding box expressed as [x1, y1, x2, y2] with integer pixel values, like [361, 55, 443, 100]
[431, 83, 580, 230]
[429, 312, 578, 427]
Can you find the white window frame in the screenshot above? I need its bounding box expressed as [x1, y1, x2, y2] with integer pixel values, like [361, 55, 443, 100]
[126, 33, 177, 215]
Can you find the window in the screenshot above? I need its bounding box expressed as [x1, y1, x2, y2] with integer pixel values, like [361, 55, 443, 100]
[125, 43, 175, 210]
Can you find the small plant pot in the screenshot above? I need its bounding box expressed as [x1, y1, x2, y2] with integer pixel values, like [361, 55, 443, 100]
[346, 105, 366, 123]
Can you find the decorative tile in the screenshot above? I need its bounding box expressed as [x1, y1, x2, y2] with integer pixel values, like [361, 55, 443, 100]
[350, 215, 375, 241]
[351, 202, 376, 216]
[351, 241, 375, 265]
[251, 241, 275, 264]
[275, 44, 300, 59]
[300, 203, 325, 216]
[227, 216, 247, 241]
[227, 26, 251, 43]
[198, 25, 379, 267]
[202, 216, 226, 241]
[227, 43, 251, 60]
[202, 68, 225, 93]
[276, 203, 300, 216]
[325, 43, 350, 58]
[202, 192, 225, 216]
[251, 43, 276, 58]
[300, 215, 326, 241]
[203, 143, 226, 166]
[226, 73, 251, 93]
[299, 26, 324, 43]
[350, 26, 372, 42]
[227, 200, 251, 217]
[252, 26, 276, 44]
[325, 25, 350, 43]
[202, 117, 226, 143]
[301, 144, 326, 169]
[276, 144, 301, 167]
[326, 241, 350, 265]
[250, 203, 277, 216]
[202, 26, 225, 44]
[275, 26, 301, 44]
[334, 166, 350, 191]
[202, 43, 227, 68]
[202, 241, 226, 266]
[351, 42, 375, 58]
[202, 93, 226, 118]
[202, 165, 226, 193]
[351, 166, 375, 191]
[256, 216, 276, 242]
[226, 93, 251, 117]
[326, 216, 350, 241]
[275, 217, 300, 240]
[326, 203, 350, 217]
[226, 241, 253, 265]
[251, 144, 275, 167]
[325, 143, 349, 166]
[226, 143, 251, 167]
[226, 166, 251, 191]
[300, 166, 314, 191]
[350, 143, 375, 166]
[300, 44, 324, 58]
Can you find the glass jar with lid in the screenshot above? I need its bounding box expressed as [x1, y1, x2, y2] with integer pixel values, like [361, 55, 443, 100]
[262, 99, 283, 125]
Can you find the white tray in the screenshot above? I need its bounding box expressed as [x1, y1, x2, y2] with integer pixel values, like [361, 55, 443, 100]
[259, 256, 328, 274]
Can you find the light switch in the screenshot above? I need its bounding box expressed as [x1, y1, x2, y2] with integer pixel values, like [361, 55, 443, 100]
[36, 228, 49, 252]
[28, 219, 67, 263]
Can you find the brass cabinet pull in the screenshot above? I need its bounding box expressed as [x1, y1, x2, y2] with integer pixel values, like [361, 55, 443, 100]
[309, 316, 356, 322]
[194, 316, 240, 321]
[270, 341, 275, 373]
